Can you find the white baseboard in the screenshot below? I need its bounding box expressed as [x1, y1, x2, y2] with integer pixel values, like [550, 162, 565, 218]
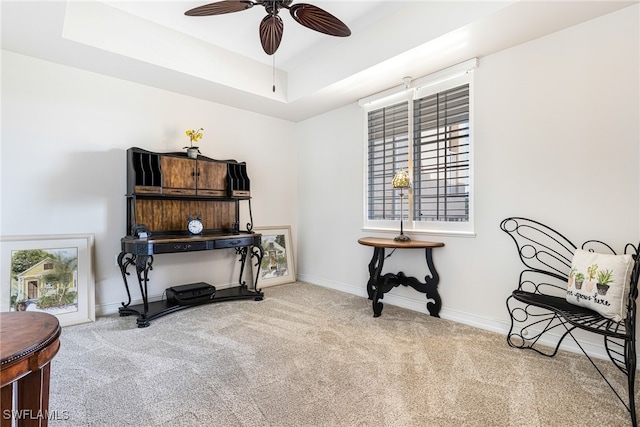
[296, 273, 611, 362]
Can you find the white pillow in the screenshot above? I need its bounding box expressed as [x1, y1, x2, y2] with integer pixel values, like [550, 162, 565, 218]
[566, 249, 634, 322]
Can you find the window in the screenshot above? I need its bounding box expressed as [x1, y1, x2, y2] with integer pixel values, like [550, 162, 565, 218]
[363, 63, 474, 235]
[413, 84, 470, 223]
[367, 101, 409, 221]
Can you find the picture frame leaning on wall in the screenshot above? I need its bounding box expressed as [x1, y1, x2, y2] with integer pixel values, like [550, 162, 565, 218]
[253, 226, 296, 288]
[1, 234, 95, 326]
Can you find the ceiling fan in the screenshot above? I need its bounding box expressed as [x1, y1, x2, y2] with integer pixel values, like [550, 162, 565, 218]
[185, 0, 351, 55]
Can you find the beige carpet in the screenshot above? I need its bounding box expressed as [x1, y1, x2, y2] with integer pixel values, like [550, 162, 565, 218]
[49, 282, 637, 426]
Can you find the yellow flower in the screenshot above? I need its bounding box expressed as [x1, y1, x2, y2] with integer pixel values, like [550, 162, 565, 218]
[184, 128, 204, 148]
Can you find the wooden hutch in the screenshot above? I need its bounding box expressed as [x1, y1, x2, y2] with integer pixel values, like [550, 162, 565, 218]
[117, 147, 263, 327]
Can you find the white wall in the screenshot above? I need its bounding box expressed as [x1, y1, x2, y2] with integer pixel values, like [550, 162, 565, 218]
[1, 51, 297, 314]
[296, 5, 640, 354]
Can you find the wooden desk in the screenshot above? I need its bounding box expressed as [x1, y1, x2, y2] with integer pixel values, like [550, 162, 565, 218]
[118, 147, 264, 328]
[1, 312, 61, 427]
[358, 237, 445, 318]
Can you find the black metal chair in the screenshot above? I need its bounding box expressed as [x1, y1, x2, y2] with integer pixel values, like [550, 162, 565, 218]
[501, 217, 640, 427]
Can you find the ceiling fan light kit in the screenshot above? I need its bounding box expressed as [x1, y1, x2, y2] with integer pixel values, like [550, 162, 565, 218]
[185, 0, 351, 55]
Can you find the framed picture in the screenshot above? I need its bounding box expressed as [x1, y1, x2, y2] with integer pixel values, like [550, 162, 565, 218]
[254, 226, 296, 288]
[1, 234, 95, 326]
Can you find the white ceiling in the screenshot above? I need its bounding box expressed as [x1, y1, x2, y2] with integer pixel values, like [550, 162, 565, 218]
[1, 1, 636, 122]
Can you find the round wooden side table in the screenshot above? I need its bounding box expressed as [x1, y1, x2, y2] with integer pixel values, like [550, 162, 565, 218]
[358, 237, 445, 317]
[1, 311, 61, 427]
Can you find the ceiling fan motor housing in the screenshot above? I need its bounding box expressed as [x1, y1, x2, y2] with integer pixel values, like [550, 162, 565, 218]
[265, 1, 294, 15]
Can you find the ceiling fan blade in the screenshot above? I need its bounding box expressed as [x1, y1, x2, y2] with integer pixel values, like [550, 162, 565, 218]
[185, 0, 256, 16]
[259, 14, 283, 55]
[288, 3, 351, 37]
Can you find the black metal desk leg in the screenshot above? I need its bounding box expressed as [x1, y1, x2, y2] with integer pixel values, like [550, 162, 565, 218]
[251, 245, 265, 297]
[117, 251, 134, 308]
[135, 255, 153, 310]
[117, 253, 154, 326]
[236, 246, 249, 287]
[422, 248, 441, 317]
[134, 255, 153, 327]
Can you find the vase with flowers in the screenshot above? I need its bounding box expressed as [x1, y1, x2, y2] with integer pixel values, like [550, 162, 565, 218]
[184, 128, 204, 159]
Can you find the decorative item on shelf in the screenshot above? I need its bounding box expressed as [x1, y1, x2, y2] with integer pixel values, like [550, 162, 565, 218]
[184, 128, 204, 159]
[392, 170, 411, 242]
[186, 215, 203, 235]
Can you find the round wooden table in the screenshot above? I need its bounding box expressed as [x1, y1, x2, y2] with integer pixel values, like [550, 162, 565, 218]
[1, 311, 61, 427]
[358, 237, 445, 317]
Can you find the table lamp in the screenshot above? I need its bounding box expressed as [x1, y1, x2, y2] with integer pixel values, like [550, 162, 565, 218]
[392, 170, 411, 242]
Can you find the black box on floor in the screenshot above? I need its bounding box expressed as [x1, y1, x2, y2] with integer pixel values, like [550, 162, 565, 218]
[166, 282, 216, 306]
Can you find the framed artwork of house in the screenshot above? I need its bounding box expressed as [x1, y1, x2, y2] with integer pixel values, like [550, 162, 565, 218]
[254, 226, 295, 288]
[0, 234, 95, 326]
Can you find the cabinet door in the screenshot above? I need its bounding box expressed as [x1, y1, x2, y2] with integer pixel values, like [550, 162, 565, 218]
[197, 160, 227, 197]
[161, 156, 196, 195]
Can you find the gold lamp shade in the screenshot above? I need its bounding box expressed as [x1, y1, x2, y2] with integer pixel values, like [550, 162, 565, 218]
[392, 170, 410, 189]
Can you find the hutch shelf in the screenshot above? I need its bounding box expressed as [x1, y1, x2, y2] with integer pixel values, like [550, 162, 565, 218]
[117, 147, 263, 327]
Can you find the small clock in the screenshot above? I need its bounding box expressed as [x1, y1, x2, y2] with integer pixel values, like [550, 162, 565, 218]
[187, 215, 203, 235]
